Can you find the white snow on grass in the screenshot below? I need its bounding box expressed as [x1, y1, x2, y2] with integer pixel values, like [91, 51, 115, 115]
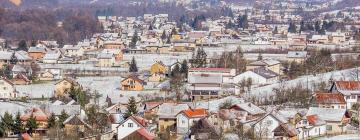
[318, 134, 360, 140]
[15, 82, 56, 98]
[0, 102, 29, 116]
[249, 67, 359, 100]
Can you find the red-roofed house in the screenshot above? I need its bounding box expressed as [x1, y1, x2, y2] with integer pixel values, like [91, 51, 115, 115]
[122, 128, 155, 140]
[176, 108, 208, 134]
[330, 81, 360, 109]
[20, 108, 49, 134]
[296, 115, 326, 139]
[116, 116, 150, 140]
[311, 92, 346, 109]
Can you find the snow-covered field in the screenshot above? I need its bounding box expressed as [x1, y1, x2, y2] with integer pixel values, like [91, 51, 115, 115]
[0, 102, 29, 116]
[249, 67, 359, 100]
[318, 134, 360, 140]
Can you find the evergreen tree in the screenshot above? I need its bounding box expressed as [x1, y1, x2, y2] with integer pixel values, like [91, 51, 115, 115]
[319, 27, 326, 35]
[191, 47, 207, 68]
[288, 22, 297, 33]
[257, 53, 263, 60]
[125, 96, 138, 118]
[25, 115, 38, 134]
[47, 113, 56, 128]
[180, 60, 189, 78]
[306, 23, 314, 31]
[1, 112, 13, 137]
[13, 112, 23, 135]
[17, 40, 28, 51]
[161, 30, 167, 42]
[0, 120, 5, 137]
[129, 57, 138, 72]
[10, 52, 18, 65]
[2, 64, 12, 79]
[171, 28, 177, 36]
[148, 25, 153, 30]
[273, 26, 278, 34]
[171, 64, 180, 77]
[58, 110, 69, 128]
[315, 21, 321, 32]
[299, 20, 306, 33]
[237, 14, 249, 29]
[129, 30, 138, 49]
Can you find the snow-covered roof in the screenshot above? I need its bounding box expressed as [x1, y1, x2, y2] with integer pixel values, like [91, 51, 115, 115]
[232, 103, 266, 115]
[157, 103, 189, 118]
[251, 67, 279, 79]
[97, 53, 113, 59]
[306, 107, 346, 122]
[43, 52, 61, 60]
[0, 51, 12, 60]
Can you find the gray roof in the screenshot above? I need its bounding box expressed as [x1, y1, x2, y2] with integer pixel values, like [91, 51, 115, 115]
[188, 74, 222, 84]
[157, 103, 189, 118]
[232, 103, 266, 115]
[97, 53, 113, 59]
[15, 51, 31, 60]
[251, 67, 279, 79]
[43, 52, 61, 60]
[28, 47, 46, 53]
[47, 105, 81, 116]
[306, 107, 346, 122]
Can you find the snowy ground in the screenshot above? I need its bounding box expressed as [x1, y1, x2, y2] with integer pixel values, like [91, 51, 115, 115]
[318, 134, 360, 140]
[0, 102, 29, 116]
[248, 67, 359, 100]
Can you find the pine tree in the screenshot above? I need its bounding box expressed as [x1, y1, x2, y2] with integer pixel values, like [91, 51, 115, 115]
[257, 53, 263, 60]
[171, 28, 177, 36]
[47, 113, 56, 128]
[25, 115, 38, 134]
[17, 40, 28, 51]
[58, 110, 69, 128]
[129, 30, 138, 49]
[13, 112, 23, 135]
[288, 22, 297, 33]
[148, 25, 153, 30]
[161, 30, 167, 42]
[171, 64, 180, 77]
[129, 57, 138, 73]
[180, 60, 188, 78]
[273, 26, 278, 34]
[191, 47, 207, 68]
[125, 96, 138, 118]
[2, 64, 12, 79]
[237, 14, 249, 29]
[300, 20, 305, 33]
[315, 21, 321, 32]
[10, 52, 18, 65]
[166, 36, 171, 44]
[1, 112, 13, 136]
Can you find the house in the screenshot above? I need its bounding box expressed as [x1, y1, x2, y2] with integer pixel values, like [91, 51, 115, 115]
[246, 59, 281, 75]
[309, 35, 329, 44]
[188, 68, 236, 83]
[39, 71, 55, 81]
[121, 75, 146, 91]
[116, 116, 149, 140]
[54, 78, 79, 97]
[330, 81, 360, 109]
[150, 61, 168, 75]
[157, 103, 189, 132]
[176, 108, 208, 134]
[122, 128, 155, 140]
[97, 53, 115, 67]
[11, 73, 30, 85]
[252, 110, 298, 139]
[62, 45, 85, 57]
[306, 107, 350, 134]
[11, 64, 32, 78]
[233, 67, 279, 87]
[329, 32, 346, 44]
[63, 115, 91, 135]
[188, 73, 222, 101]
[42, 51, 61, 64]
[108, 113, 125, 132]
[21, 108, 48, 134]
[310, 92, 346, 109]
[287, 51, 308, 63]
[0, 78, 16, 99]
[296, 115, 326, 139]
[231, 103, 266, 120]
[148, 72, 165, 82]
[143, 102, 163, 117]
[28, 46, 46, 60]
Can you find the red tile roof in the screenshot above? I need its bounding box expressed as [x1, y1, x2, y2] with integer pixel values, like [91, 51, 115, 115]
[21, 108, 48, 122]
[132, 116, 147, 127]
[306, 115, 319, 125]
[335, 81, 360, 91]
[182, 108, 208, 118]
[136, 128, 155, 140]
[314, 93, 346, 104]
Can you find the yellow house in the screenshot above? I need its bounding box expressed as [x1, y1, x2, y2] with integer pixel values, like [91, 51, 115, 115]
[39, 71, 55, 81]
[54, 78, 79, 97]
[148, 72, 165, 82]
[150, 61, 167, 75]
[121, 75, 145, 91]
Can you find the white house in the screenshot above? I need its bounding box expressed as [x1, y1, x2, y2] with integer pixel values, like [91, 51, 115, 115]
[176, 108, 208, 135]
[252, 110, 298, 139]
[43, 51, 61, 64]
[63, 45, 84, 57]
[330, 81, 360, 109]
[0, 78, 16, 99]
[296, 115, 326, 139]
[233, 67, 279, 88]
[116, 116, 147, 140]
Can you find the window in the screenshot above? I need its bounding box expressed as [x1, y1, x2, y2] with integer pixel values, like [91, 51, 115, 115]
[3, 87, 6, 90]
[182, 120, 185, 124]
[315, 128, 317, 133]
[128, 123, 133, 127]
[352, 96, 356, 99]
[266, 120, 272, 125]
[326, 125, 332, 131]
[346, 96, 350, 100]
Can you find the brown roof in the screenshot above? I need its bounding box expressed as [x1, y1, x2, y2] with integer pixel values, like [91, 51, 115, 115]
[314, 93, 346, 104]
[335, 81, 360, 91]
[21, 108, 48, 122]
[122, 75, 145, 85]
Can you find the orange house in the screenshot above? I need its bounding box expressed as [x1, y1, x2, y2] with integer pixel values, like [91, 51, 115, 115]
[21, 108, 48, 134]
[121, 75, 145, 91]
[28, 47, 46, 60]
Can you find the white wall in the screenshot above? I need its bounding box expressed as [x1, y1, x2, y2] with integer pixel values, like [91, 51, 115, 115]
[117, 118, 142, 139]
[254, 115, 279, 139]
[0, 80, 15, 99]
[233, 71, 267, 86]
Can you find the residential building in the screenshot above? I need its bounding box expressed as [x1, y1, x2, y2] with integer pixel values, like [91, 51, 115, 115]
[310, 92, 346, 109]
[330, 81, 360, 109]
[54, 78, 79, 97]
[157, 103, 189, 132]
[306, 107, 350, 134]
[121, 75, 146, 91]
[0, 78, 16, 99]
[176, 108, 208, 134]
